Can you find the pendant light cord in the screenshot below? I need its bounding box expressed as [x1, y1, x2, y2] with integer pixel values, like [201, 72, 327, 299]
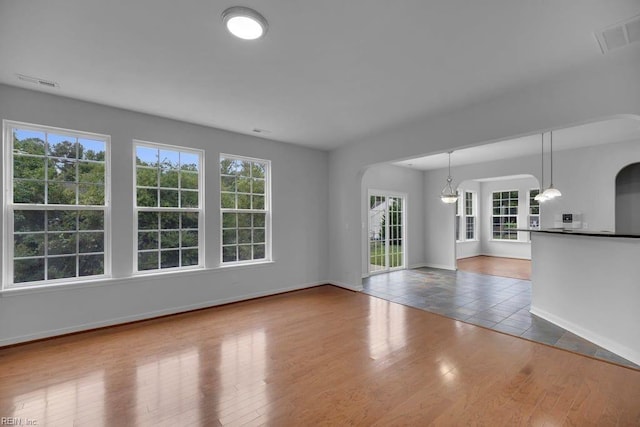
[541, 133, 544, 189]
[550, 131, 554, 187]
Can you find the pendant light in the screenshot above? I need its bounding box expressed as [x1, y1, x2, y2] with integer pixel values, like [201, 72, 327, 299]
[534, 133, 548, 202]
[541, 130, 562, 200]
[440, 151, 458, 204]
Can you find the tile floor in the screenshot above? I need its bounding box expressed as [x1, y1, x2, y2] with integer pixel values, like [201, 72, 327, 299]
[362, 267, 639, 370]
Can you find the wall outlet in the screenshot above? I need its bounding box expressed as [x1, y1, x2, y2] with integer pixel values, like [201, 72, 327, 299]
[583, 222, 589, 229]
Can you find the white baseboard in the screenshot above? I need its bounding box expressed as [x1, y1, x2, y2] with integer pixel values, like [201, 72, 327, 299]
[422, 263, 456, 271]
[480, 252, 531, 260]
[0, 281, 325, 347]
[409, 262, 427, 269]
[329, 281, 364, 292]
[455, 254, 482, 260]
[530, 306, 640, 367]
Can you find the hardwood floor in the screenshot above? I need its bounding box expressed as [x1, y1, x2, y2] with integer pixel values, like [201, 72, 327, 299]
[1, 286, 639, 426]
[458, 255, 532, 280]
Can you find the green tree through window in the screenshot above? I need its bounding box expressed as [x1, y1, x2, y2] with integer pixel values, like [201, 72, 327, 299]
[6, 122, 109, 286]
[135, 142, 202, 272]
[220, 155, 270, 264]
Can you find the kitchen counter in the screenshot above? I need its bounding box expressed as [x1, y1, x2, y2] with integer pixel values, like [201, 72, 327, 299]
[528, 231, 640, 366]
[518, 228, 640, 238]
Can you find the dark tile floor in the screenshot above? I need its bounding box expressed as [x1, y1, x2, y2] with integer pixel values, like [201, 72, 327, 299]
[362, 267, 639, 370]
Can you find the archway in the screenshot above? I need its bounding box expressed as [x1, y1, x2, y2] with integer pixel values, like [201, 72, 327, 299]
[615, 162, 640, 234]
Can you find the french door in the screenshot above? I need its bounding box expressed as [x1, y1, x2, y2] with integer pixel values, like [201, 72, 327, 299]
[368, 192, 406, 274]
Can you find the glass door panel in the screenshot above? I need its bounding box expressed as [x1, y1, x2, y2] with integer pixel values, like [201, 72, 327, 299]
[368, 193, 405, 274]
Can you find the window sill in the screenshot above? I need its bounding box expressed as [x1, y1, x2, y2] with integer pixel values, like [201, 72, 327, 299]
[0, 261, 275, 298]
[489, 239, 528, 243]
[216, 260, 274, 270]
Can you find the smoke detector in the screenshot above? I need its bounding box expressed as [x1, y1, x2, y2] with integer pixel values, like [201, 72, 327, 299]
[595, 14, 640, 54]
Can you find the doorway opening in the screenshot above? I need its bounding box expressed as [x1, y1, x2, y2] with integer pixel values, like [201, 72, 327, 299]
[615, 162, 640, 234]
[368, 192, 406, 275]
[455, 175, 539, 280]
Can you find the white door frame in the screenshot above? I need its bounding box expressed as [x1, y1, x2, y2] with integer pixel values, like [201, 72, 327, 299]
[367, 189, 407, 275]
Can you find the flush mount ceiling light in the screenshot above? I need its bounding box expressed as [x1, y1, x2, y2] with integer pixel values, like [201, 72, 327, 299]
[222, 6, 268, 40]
[440, 151, 458, 204]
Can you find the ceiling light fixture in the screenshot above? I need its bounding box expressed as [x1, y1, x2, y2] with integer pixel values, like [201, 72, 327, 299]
[534, 133, 548, 202]
[440, 151, 458, 204]
[222, 6, 268, 40]
[541, 130, 562, 200]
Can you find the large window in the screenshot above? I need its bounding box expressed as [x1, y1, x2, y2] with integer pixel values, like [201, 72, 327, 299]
[456, 190, 476, 242]
[465, 191, 476, 240]
[3, 121, 109, 288]
[492, 190, 518, 240]
[220, 155, 270, 264]
[134, 142, 203, 272]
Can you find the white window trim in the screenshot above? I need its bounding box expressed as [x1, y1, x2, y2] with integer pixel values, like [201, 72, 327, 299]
[219, 153, 272, 266]
[2, 120, 112, 290]
[132, 140, 205, 274]
[455, 190, 462, 242]
[464, 190, 478, 242]
[491, 189, 519, 241]
[527, 188, 541, 241]
[456, 189, 478, 243]
[527, 188, 541, 229]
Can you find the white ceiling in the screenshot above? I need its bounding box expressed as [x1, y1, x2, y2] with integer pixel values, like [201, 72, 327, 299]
[393, 117, 640, 170]
[0, 1, 639, 150]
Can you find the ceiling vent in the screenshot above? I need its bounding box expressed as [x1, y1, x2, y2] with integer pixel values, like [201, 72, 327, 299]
[16, 73, 59, 88]
[595, 14, 640, 54]
[252, 128, 271, 134]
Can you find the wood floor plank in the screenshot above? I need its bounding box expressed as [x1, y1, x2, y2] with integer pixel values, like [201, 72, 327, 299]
[1, 286, 639, 426]
[457, 255, 531, 280]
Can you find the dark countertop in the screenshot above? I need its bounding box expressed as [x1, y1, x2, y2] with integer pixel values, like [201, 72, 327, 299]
[516, 228, 640, 239]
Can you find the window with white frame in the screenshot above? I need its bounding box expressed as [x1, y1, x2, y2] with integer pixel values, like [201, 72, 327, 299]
[455, 191, 461, 242]
[465, 191, 476, 240]
[455, 190, 476, 242]
[528, 189, 540, 229]
[220, 155, 270, 264]
[492, 190, 518, 240]
[134, 142, 202, 272]
[3, 121, 109, 288]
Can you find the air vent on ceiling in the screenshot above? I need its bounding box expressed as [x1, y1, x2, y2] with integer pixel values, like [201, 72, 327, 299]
[16, 73, 59, 88]
[252, 128, 271, 134]
[595, 14, 640, 54]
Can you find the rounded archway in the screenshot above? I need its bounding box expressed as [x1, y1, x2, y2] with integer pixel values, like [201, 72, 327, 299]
[615, 162, 640, 234]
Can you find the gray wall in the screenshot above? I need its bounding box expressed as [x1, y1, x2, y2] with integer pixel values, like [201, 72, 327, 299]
[615, 162, 640, 234]
[0, 84, 330, 345]
[361, 164, 425, 276]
